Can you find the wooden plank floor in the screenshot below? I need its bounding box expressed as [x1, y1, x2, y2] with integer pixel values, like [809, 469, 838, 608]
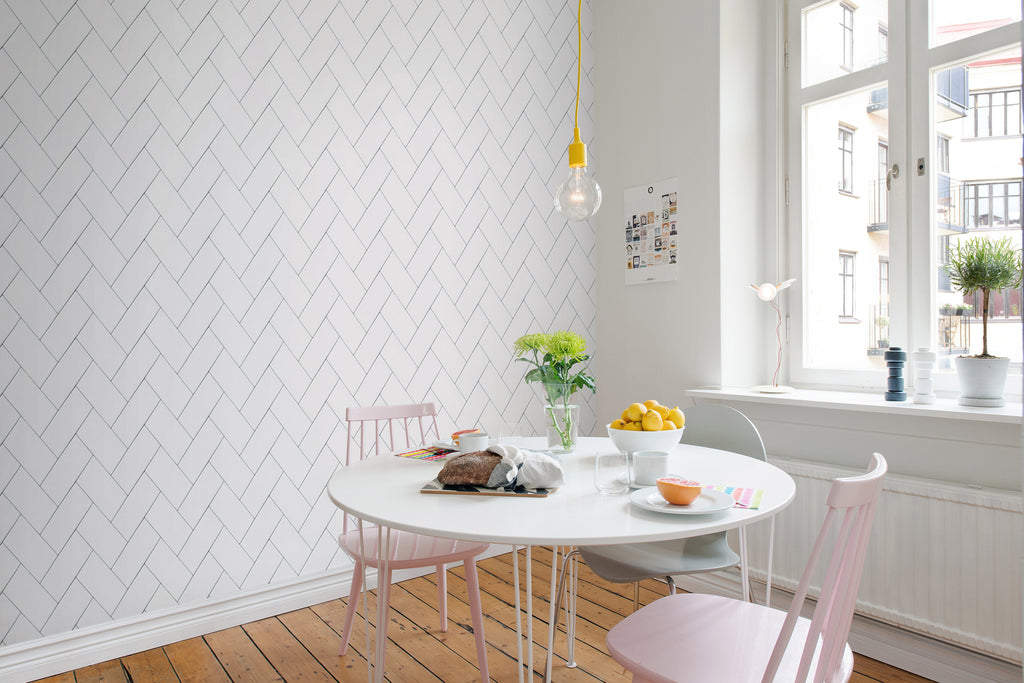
[39, 548, 934, 682]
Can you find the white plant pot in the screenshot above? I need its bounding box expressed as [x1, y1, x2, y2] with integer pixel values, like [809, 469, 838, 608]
[953, 356, 1011, 407]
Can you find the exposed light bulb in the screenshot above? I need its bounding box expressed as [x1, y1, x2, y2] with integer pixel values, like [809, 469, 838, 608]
[555, 166, 602, 221]
[755, 283, 778, 302]
[750, 278, 796, 302]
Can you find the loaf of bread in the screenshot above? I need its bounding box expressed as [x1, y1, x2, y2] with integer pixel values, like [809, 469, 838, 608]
[437, 451, 501, 486]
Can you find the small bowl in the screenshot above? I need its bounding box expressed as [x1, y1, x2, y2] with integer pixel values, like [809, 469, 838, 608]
[606, 423, 685, 454]
[656, 477, 702, 505]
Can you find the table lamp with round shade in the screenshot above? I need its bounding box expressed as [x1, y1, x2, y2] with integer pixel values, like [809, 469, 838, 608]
[751, 278, 796, 393]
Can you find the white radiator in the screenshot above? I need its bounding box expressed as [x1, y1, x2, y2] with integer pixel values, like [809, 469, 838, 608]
[743, 457, 1023, 664]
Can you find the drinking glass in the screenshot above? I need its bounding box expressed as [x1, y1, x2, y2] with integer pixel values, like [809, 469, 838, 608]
[595, 452, 629, 495]
[497, 420, 524, 447]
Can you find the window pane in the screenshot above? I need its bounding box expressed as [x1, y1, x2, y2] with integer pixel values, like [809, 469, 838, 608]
[935, 48, 1023, 368]
[804, 85, 887, 369]
[932, 0, 1021, 48]
[803, 0, 889, 87]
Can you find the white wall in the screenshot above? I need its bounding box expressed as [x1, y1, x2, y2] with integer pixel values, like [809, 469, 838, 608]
[719, 0, 771, 388]
[0, 0, 597, 651]
[594, 0, 723, 419]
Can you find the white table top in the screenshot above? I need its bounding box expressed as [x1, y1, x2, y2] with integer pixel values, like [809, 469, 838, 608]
[327, 437, 796, 546]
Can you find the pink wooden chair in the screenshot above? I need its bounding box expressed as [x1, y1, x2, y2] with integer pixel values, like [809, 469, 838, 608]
[337, 403, 490, 681]
[606, 453, 887, 683]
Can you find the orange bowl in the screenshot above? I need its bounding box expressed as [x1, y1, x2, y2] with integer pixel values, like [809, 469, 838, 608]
[656, 477, 702, 505]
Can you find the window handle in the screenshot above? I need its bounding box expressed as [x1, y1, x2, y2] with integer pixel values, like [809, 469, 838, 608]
[886, 163, 900, 190]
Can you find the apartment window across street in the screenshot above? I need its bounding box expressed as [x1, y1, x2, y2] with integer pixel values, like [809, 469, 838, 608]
[965, 88, 1023, 138]
[936, 135, 950, 173]
[839, 126, 854, 193]
[878, 256, 889, 309]
[964, 180, 1022, 229]
[788, 0, 1022, 387]
[840, 251, 856, 318]
[840, 3, 854, 70]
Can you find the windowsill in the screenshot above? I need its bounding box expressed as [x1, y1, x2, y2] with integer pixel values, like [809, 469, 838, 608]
[687, 387, 1022, 424]
[838, 316, 860, 323]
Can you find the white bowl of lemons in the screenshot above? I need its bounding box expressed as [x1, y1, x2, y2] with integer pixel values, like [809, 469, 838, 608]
[606, 400, 685, 454]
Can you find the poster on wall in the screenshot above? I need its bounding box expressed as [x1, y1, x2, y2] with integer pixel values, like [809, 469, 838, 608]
[624, 178, 679, 284]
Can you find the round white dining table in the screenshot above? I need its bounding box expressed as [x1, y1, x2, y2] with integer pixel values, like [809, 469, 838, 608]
[327, 436, 796, 682]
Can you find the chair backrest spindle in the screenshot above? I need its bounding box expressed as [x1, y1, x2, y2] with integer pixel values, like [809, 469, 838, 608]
[341, 402, 440, 535]
[761, 453, 886, 683]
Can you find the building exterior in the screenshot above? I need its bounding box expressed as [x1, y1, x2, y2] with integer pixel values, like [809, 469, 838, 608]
[802, 2, 1021, 371]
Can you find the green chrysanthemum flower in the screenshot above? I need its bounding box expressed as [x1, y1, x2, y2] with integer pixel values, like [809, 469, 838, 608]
[543, 331, 587, 361]
[513, 333, 549, 356]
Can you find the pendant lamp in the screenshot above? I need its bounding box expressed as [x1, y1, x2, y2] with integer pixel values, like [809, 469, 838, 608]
[554, 0, 602, 221]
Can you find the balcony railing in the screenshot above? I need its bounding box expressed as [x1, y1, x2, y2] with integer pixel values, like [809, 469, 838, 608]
[936, 66, 969, 119]
[867, 66, 968, 120]
[867, 179, 887, 231]
[866, 303, 890, 356]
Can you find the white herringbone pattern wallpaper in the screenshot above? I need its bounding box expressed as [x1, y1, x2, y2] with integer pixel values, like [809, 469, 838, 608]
[0, 0, 596, 646]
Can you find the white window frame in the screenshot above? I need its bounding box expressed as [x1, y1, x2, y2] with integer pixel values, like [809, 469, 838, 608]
[839, 250, 857, 318]
[786, 1, 1022, 394]
[840, 3, 855, 70]
[838, 125, 855, 192]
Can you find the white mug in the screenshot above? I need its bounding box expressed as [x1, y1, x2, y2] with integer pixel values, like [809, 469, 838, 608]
[459, 432, 489, 452]
[632, 451, 668, 486]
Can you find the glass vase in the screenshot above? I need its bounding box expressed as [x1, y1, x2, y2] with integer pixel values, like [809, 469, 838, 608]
[540, 382, 579, 453]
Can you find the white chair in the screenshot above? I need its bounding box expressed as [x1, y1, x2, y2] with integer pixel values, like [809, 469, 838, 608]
[606, 453, 888, 683]
[572, 404, 773, 609]
[548, 405, 774, 673]
[336, 403, 489, 681]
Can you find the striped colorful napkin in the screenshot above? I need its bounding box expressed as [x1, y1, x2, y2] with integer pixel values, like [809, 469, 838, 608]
[394, 446, 455, 461]
[704, 485, 764, 510]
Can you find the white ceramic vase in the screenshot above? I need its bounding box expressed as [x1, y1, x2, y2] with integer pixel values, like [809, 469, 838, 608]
[953, 356, 1010, 407]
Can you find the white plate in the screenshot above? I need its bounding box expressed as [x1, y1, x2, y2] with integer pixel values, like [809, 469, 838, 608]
[431, 441, 459, 451]
[629, 487, 735, 515]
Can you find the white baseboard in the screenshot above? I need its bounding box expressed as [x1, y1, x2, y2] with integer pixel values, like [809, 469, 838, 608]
[0, 545, 512, 683]
[675, 571, 1023, 683]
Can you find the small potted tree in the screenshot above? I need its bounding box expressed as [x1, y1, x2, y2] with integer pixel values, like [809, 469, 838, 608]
[875, 314, 889, 348]
[943, 236, 1023, 406]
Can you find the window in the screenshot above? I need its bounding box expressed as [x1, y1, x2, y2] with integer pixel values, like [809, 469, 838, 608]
[840, 251, 856, 318]
[878, 25, 888, 63]
[964, 180, 1022, 228]
[936, 135, 950, 174]
[840, 3, 854, 70]
[878, 256, 889, 309]
[965, 89, 1023, 138]
[787, 1, 1022, 388]
[839, 126, 854, 193]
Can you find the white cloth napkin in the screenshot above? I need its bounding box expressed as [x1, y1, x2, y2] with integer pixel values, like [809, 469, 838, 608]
[484, 444, 565, 490]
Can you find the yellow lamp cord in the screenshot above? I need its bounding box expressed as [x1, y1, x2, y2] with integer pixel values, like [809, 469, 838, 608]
[574, 0, 581, 130]
[566, 0, 587, 168]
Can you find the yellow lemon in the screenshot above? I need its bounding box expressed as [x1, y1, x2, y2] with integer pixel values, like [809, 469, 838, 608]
[662, 419, 678, 430]
[621, 408, 632, 422]
[626, 402, 647, 422]
[610, 418, 626, 430]
[643, 399, 661, 410]
[667, 408, 685, 427]
[654, 404, 670, 419]
[624, 421, 642, 431]
[641, 410, 664, 431]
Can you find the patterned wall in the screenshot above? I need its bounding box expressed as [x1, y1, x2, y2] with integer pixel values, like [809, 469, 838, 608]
[0, 0, 596, 646]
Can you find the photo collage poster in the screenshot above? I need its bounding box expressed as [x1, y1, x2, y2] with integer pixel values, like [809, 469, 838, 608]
[624, 178, 679, 284]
